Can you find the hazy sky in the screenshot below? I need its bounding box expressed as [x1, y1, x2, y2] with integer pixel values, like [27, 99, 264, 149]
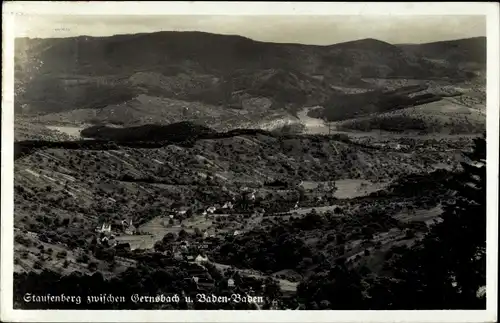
[15, 15, 486, 45]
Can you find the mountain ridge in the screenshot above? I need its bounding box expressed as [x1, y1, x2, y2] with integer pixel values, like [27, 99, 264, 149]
[14, 31, 486, 134]
[16, 31, 484, 80]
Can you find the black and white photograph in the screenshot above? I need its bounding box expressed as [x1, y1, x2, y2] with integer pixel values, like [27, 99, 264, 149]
[1, 2, 499, 322]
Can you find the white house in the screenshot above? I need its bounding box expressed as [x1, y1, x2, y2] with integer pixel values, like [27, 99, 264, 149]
[101, 235, 117, 247]
[207, 206, 217, 214]
[228, 278, 235, 287]
[123, 218, 136, 235]
[233, 230, 241, 236]
[249, 190, 256, 201]
[195, 254, 209, 263]
[222, 201, 234, 209]
[97, 223, 112, 233]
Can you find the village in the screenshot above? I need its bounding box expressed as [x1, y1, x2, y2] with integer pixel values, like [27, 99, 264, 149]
[95, 198, 237, 252]
[90, 184, 333, 303]
[93, 180, 337, 254]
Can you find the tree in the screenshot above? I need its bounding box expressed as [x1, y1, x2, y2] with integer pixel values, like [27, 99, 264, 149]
[178, 229, 188, 240]
[297, 262, 365, 309]
[88, 262, 98, 272]
[154, 241, 165, 253]
[34, 260, 43, 270]
[384, 134, 487, 309]
[162, 232, 176, 243]
[263, 278, 282, 305]
[77, 253, 90, 264]
[294, 135, 487, 310]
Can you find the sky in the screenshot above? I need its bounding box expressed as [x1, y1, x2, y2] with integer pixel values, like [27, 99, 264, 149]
[14, 15, 486, 45]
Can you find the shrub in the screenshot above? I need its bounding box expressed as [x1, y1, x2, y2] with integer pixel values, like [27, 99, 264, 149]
[405, 229, 416, 239]
[56, 250, 68, 259]
[88, 262, 98, 272]
[77, 253, 90, 263]
[34, 260, 43, 270]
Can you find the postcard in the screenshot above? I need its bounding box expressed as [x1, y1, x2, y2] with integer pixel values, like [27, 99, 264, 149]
[1, 2, 498, 322]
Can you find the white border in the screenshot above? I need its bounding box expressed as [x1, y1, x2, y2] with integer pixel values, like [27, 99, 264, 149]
[1, 1, 499, 16]
[1, 2, 499, 323]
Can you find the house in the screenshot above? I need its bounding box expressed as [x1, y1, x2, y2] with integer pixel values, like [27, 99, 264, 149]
[206, 206, 217, 214]
[97, 223, 112, 233]
[228, 278, 235, 288]
[175, 206, 190, 216]
[100, 235, 117, 247]
[121, 218, 136, 234]
[186, 255, 195, 261]
[249, 190, 256, 201]
[125, 220, 136, 235]
[241, 189, 257, 201]
[233, 230, 241, 236]
[222, 201, 233, 209]
[203, 230, 216, 239]
[195, 254, 209, 264]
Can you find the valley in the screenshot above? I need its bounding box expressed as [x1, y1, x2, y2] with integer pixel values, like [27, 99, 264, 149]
[11, 30, 487, 310]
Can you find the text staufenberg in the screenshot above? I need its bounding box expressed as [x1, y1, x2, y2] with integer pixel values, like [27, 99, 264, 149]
[22, 293, 264, 305]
